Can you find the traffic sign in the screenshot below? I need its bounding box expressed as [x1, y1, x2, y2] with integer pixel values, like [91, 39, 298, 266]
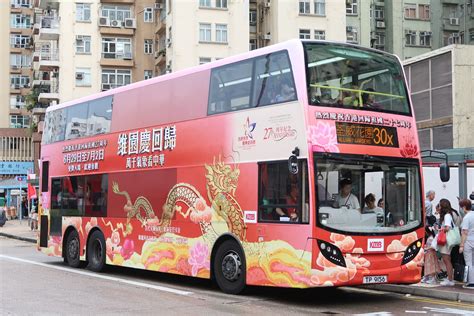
[16, 176, 25, 182]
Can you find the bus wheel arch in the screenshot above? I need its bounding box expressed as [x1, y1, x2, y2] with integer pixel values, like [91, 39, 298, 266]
[211, 234, 246, 294]
[86, 228, 106, 272]
[63, 226, 82, 268]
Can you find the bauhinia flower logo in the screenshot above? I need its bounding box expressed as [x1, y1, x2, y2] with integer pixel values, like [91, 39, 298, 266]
[188, 241, 210, 276]
[190, 198, 213, 224]
[400, 141, 418, 158]
[307, 122, 340, 153]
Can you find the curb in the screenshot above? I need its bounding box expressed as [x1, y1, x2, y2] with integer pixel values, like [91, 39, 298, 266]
[0, 232, 36, 244]
[364, 284, 474, 304]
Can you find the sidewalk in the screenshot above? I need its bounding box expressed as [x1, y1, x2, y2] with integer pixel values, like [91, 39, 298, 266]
[0, 218, 37, 243]
[0, 220, 472, 302]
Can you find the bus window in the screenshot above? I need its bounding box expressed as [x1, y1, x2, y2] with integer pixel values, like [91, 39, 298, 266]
[43, 108, 66, 144]
[84, 174, 108, 217]
[253, 51, 296, 107]
[87, 96, 113, 136]
[258, 160, 308, 224]
[65, 103, 88, 140]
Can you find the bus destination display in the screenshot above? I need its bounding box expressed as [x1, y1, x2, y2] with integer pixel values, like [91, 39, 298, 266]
[335, 122, 399, 147]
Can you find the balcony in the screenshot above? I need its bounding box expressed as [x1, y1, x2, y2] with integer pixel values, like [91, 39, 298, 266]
[38, 15, 60, 41]
[36, 47, 59, 71]
[10, 65, 22, 74]
[155, 15, 166, 34]
[38, 80, 59, 103]
[443, 18, 461, 31]
[154, 49, 166, 67]
[32, 71, 51, 88]
[100, 53, 134, 67]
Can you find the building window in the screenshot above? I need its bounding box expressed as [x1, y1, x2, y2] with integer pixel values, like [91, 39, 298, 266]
[76, 3, 91, 22]
[75, 68, 91, 86]
[216, 0, 227, 9]
[143, 7, 153, 23]
[249, 39, 257, 50]
[144, 70, 153, 80]
[10, 14, 31, 28]
[404, 3, 417, 19]
[199, 23, 212, 42]
[144, 39, 153, 54]
[10, 96, 26, 109]
[10, 75, 30, 88]
[101, 5, 132, 22]
[101, 69, 131, 90]
[447, 33, 461, 45]
[199, 0, 211, 7]
[470, 29, 474, 42]
[346, 27, 358, 43]
[75, 35, 91, 54]
[375, 32, 385, 50]
[249, 10, 257, 26]
[374, 6, 384, 19]
[419, 31, 431, 47]
[10, 54, 31, 68]
[10, 35, 30, 48]
[215, 24, 228, 43]
[419, 4, 430, 20]
[314, 30, 325, 40]
[199, 57, 211, 65]
[405, 30, 416, 45]
[11, 0, 31, 8]
[314, 0, 325, 15]
[299, 29, 311, 39]
[102, 38, 132, 59]
[299, 0, 310, 14]
[346, 0, 358, 15]
[10, 115, 30, 128]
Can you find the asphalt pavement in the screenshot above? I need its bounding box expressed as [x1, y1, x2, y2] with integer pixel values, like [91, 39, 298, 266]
[1, 218, 473, 304]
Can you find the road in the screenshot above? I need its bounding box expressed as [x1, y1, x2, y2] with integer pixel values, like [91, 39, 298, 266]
[1, 237, 473, 315]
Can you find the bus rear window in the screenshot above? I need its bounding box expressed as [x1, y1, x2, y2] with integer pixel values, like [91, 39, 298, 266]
[305, 43, 410, 115]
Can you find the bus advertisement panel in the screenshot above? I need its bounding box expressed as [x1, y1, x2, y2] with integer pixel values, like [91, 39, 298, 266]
[38, 40, 424, 294]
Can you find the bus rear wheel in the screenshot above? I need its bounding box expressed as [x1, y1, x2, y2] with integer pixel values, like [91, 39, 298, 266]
[64, 230, 81, 268]
[213, 240, 246, 294]
[87, 230, 106, 272]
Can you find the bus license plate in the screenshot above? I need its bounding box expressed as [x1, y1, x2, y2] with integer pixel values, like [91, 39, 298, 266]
[363, 275, 387, 284]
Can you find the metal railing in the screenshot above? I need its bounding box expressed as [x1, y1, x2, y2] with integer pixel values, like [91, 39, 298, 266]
[35, 47, 59, 62]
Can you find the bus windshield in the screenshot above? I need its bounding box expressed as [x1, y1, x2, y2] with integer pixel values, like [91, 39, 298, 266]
[305, 43, 410, 115]
[315, 154, 422, 234]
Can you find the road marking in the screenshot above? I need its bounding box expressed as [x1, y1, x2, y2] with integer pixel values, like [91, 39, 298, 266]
[0, 254, 193, 296]
[406, 296, 474, 309]
[404, 311, 427, 314]
[354, 312, 392, 316]
[423, 306, 474, 315]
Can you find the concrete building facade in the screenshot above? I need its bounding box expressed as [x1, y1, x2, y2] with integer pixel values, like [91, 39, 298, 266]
[404, 45, 474, 150]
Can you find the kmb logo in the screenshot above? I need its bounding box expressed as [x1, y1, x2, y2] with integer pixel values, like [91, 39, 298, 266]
[367, 239, 384, 252]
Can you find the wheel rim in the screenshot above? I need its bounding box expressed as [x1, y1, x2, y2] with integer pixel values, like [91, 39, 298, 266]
[221, 251, 241, 282]
[68, 237, 79, 260]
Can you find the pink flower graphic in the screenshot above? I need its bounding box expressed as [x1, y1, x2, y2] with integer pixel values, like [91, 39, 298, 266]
[121, 239, 135, 260]
[188, 242, 210, 276]
[190, 198, 212, 224]
[308, 122, 340, 153]
[400, 142, 418, 158]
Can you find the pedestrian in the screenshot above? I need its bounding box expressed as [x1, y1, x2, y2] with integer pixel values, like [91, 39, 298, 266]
[438, 198, 456, 286]
[421, 226, 441, 284]
[459, 198, 474, 289]
[21, 196, 28, 218]
[425, 190, 436, 218]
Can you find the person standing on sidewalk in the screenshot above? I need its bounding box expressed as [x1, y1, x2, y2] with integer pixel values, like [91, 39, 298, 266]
[425, 190, 436, 217]
[459, 198, 474, 289]
[438, 199, 455, 286]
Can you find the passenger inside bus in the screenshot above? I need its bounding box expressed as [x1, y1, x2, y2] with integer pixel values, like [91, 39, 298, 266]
[361, 88, 380, 109]
[274, 80, 295, 103]
[362, 193, 385, 226]
[333, 178, 360, 210]
[275, 184, 299, 222]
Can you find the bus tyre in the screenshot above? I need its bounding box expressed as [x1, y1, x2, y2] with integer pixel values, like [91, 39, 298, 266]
[87, 230, 106, 272]
[65, 230, 81, 268]
[213, 240, 246, 294]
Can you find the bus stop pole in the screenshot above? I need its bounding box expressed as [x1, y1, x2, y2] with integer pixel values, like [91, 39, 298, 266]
[19, 180, 22, 223]
[459, 162, 467, 199]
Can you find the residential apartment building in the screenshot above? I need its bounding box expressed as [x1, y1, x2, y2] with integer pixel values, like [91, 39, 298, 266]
[431, 0, 474, 48]
[403, 45, 474, 150]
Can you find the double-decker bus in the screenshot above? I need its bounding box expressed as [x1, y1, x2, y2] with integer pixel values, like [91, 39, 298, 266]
[38, 40, 425, 294]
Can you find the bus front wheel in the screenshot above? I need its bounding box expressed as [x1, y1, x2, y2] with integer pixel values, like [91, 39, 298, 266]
[213, 240, 246, 294]
[87, 230, 106, 272]
[64, 230, 81, 268]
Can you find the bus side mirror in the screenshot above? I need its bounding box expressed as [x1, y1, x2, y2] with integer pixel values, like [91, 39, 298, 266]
[440, 163, 450, 182]
[288, 155, 298, 174]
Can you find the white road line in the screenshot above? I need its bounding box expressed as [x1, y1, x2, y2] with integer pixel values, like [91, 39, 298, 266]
[0, 254, 193, 296]
[405, 311, 427, 314]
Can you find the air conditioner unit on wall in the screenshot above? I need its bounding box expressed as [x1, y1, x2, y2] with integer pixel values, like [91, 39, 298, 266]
[109, 19, 121, 28]
[376, 21, 385, 28]
[99, 17, 109, 27]
[166, 38, 172, 47]
[262, 33, 271, 40]
[450, 18, 459, 25]
[452, 32, 460, 38]
[124, 18, 136, 29]
[123, 53, 132, 60]
[154, 3, 163, 10]
[75, 72, 84, 80]
[346, 26, 353, 32]
[102, 83, 111, 91]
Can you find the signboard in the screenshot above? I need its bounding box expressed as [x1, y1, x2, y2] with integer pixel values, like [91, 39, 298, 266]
[335, 122, 399, 147]
[0, 162, 34, 175]
[16, 176, 25, 182]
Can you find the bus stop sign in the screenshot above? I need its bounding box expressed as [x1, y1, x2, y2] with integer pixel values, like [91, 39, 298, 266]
[16, 176, 25, 182]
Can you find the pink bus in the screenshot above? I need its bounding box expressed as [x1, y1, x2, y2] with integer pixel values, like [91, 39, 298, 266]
[39, 40, 426, 294]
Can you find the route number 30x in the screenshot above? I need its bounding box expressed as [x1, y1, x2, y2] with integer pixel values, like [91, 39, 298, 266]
[373, 128, 394, 146]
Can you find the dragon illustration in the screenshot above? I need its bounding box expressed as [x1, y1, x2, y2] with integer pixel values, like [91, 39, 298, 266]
[112, 155, 246, 242]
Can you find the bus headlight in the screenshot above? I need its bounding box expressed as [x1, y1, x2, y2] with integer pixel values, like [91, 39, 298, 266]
[317, 239, 346, 267]
[401, 239, 423, 265]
